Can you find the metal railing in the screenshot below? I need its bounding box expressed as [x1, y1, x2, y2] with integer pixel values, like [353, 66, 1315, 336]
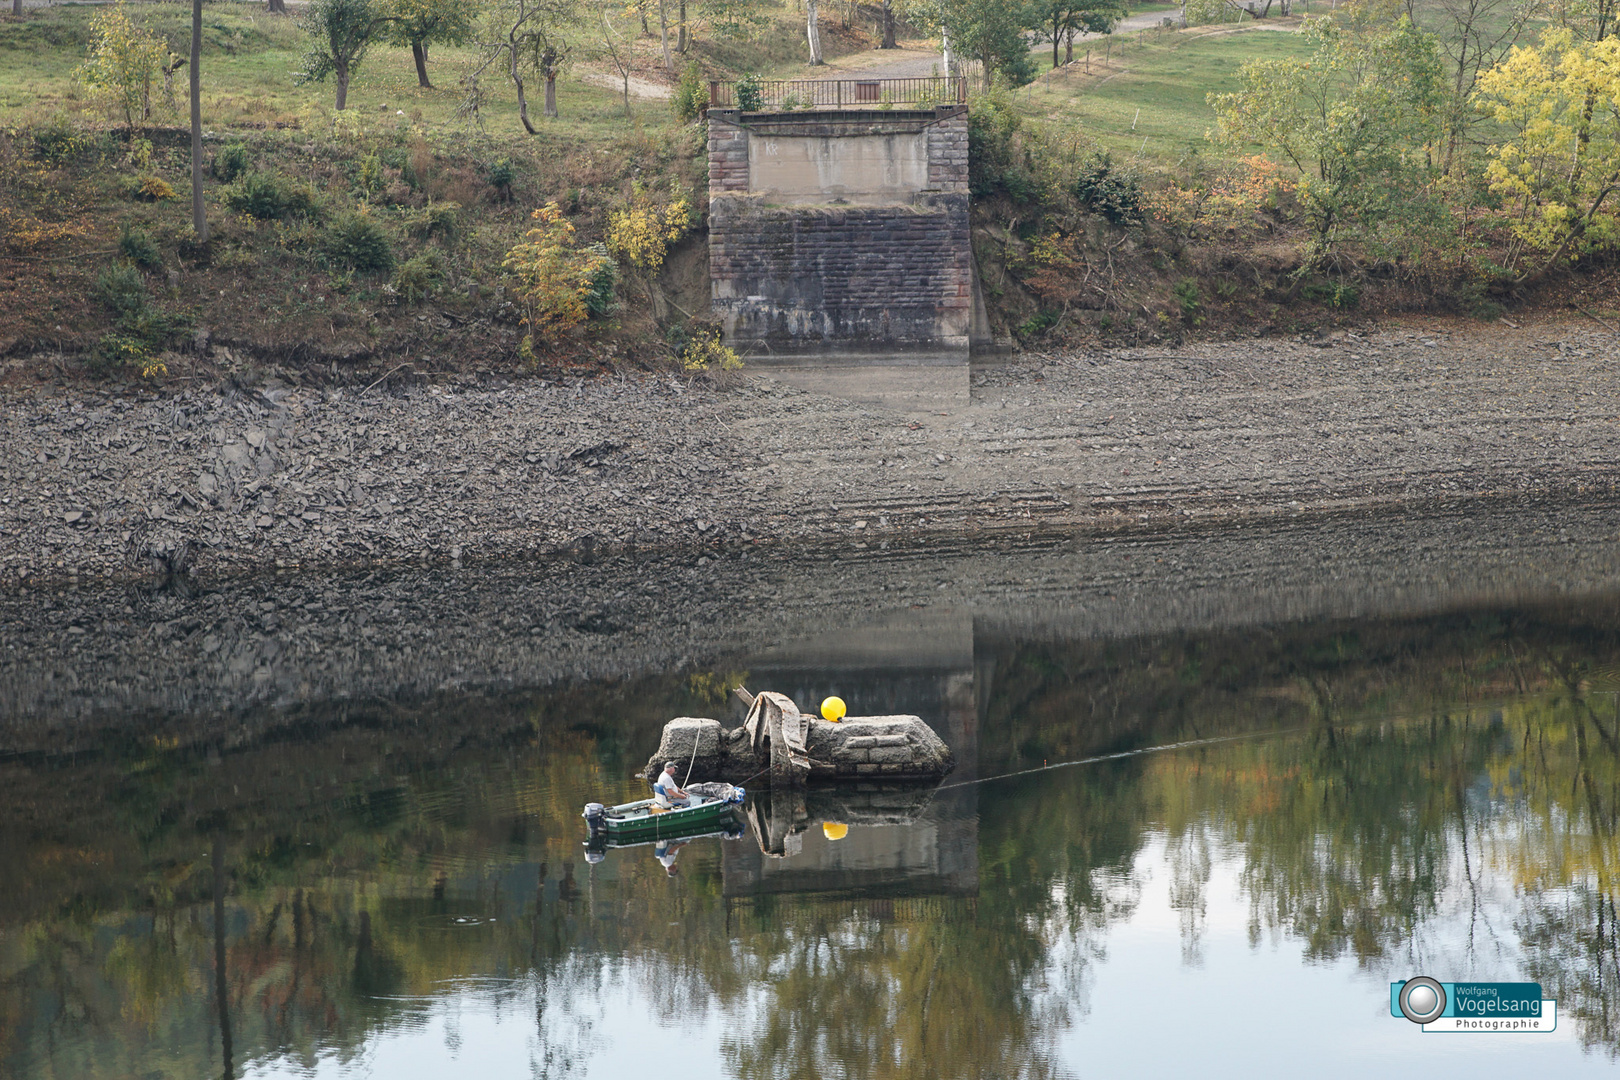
[708, 76, 967, 111]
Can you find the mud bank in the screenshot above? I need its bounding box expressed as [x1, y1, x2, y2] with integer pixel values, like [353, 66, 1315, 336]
[0, 317, 1617, 583]
[3, 501, 1620, 744]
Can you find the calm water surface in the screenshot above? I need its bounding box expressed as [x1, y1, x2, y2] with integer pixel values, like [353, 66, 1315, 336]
[5, 544, 1620, 1077]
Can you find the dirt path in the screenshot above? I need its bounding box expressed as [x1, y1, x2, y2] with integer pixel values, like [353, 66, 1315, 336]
[807, 14, 1301, 84]
[2, 316, 1617, 584]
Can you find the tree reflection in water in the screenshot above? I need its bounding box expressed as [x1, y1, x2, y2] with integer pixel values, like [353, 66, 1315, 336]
[1, 601, 1620, 1074]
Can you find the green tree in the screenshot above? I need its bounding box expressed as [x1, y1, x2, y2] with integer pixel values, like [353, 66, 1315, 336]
[298, 0, 392, 109]
[74, 1, 170, 131]
[1209, 7, 1448, 262]
[1043, 0, 1127, 67]
[386, 0, 479, 88]
[1476, 31, 1620, 278]
[907, 0, 1044, 87]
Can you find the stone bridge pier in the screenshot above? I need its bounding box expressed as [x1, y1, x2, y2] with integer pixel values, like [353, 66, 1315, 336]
[707, 101, 988, 407]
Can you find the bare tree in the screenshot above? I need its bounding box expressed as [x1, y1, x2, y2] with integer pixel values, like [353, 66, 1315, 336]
[1433, 0, 1535, 173]
[806, 0, 823, 64]
[190, 0, 208, 243]
[658, 0, 673, 68]
[597, 0, 634, 113]
[469, 0, 578, 131]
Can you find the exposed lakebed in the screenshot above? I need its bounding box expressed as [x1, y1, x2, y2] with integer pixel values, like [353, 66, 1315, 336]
[2, 504, 1620, 1076]
[2, 318, 1616, 583]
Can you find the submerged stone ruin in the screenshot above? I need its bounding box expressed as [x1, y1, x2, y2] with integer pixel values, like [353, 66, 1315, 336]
[644, 690, 954, 784]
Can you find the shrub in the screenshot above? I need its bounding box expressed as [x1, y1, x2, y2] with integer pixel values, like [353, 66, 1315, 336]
[224, 172, 320, 220]
[1016, 310, 1059, 338]
[404, 201, 462, 242]
[1301, 281, 1361, 310]
[92, 264, 172, 377]
[672, 60, 708, 122]
[1073, 152, 1143, 227]
[967, 93, 1041, 202]
[136, 175, 178, 202]
[486, 157, 516, 202]
[580, 242, 618, 317]
[502, 202, 612, 347]
[391, 252, 442, 304]
[607, 190, 691, 273]
[33, 115, 89, 165]
[212, 142, 250, 182]
[324, 211, 395, 271]
[675, 326, 742, 375]
[735, 73, 764, 112]
[1173, 279, 1201, 319]
[95, 262, 149, 320]
[118, 222, 161, 268]
[353, 152, 387, 201]
[73, 1, 168, 130]
[92, 332, 166, 378]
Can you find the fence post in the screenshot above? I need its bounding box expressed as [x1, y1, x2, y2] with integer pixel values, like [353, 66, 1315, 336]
[709, 81, 719, 106]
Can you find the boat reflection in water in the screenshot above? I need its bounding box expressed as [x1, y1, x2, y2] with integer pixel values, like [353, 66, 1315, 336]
[584, 780, 978, 901]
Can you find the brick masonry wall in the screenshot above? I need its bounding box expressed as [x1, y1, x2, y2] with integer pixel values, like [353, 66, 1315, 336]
[711, 195, 972, 349]
[925, 116, 969, 193]
[708, 109, 973, 352]
[708, 115, 750, 194]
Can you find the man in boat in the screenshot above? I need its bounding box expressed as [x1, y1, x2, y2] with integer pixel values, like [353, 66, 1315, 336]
[652, 762, 690, 808]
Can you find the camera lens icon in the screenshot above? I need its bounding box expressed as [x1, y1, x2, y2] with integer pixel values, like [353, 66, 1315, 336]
[1399, 977, 1447, 1024]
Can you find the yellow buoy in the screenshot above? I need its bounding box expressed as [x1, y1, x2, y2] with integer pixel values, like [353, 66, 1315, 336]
[823, 821, 849, 841]
[821, 695, 847, 722]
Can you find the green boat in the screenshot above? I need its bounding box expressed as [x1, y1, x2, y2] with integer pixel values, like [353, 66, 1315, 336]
[582, 786, 746, 844]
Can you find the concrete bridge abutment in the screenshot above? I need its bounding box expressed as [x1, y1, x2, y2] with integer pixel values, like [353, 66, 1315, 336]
[707, 104, 988, 405]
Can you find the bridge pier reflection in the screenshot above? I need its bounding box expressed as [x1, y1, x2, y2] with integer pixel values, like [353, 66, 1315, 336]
[728, 607, 979, 899]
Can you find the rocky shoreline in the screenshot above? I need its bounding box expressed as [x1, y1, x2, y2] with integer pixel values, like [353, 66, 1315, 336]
[1, 316, 1617, 584]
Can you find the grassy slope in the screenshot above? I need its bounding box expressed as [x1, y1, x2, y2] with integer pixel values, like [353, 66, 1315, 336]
[0, 0, 1609, 376]
[0, 1, 859, 378]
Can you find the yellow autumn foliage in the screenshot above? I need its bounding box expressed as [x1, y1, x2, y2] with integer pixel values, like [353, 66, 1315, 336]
[502, 203, 611, 347]
[606, 193, 691, 273]
[73, 1, 170, 130]
[1476, 31, 1620, 263]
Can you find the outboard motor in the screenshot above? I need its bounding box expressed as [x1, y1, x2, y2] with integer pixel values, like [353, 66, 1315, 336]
[582, 802, 606, 834]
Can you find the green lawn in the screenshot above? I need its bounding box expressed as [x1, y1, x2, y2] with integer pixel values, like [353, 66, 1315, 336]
[0, 1, 691, 143]
[1024, 25, 1317, 166]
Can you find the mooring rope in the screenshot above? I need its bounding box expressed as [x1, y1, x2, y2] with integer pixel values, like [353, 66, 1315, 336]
[933, 725, 1307, 792]
[681, 730, 703, 788]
